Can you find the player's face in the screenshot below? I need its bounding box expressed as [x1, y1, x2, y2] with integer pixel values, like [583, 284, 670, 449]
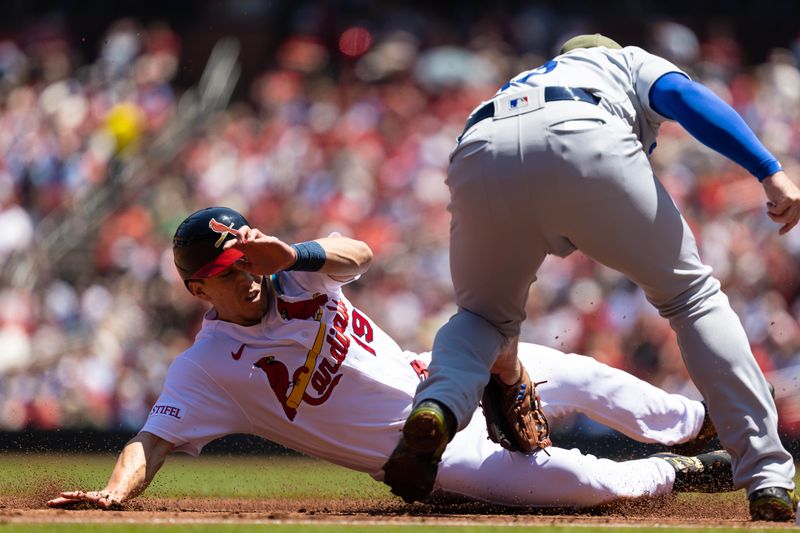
[190, 266, 268, 326]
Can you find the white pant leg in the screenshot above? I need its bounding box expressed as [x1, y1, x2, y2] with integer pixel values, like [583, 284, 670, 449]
[436, 411, 676, 508]
[517, 343, 705, 446]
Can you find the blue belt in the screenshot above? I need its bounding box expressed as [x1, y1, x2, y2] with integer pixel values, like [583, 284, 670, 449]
[459, 87, 600, 141]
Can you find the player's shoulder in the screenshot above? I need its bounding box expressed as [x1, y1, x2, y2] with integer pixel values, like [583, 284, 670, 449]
[158, 343, 224, 397]
[167, 336, 222, 374]
[566, 45, 659, 63]
[272, 271, 347, 299]
[624, 44, 666, 59]
[620, 45, 649, 55]
[613, 45, 677, 68]
[556, 45, 640, 73]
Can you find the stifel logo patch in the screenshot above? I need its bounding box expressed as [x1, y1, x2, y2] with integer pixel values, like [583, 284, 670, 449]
[150, 404, 184, 420]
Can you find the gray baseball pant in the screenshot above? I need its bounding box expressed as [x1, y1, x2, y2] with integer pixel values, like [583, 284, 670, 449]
[415, 93, 795, 494]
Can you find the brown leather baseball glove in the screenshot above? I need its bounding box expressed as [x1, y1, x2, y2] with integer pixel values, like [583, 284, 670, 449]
[481, 365, 551, 454]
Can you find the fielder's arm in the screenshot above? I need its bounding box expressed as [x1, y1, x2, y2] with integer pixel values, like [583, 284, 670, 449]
[649, 72, 800, 234]
[47, 431, 174, 509]
[224, 227, 373, 279]
[310, 234, 374, 280]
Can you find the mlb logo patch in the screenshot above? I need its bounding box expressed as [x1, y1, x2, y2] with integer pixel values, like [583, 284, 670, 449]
[509, 96, 529, 109]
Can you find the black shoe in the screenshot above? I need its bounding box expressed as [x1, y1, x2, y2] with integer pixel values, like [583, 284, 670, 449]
[651, 450, 735, 493]
[749, 487, 798, 521]
[382, 400, 455, 503]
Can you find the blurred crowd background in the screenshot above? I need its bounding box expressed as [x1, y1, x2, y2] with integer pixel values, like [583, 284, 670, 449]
[1, 0, 799, 440]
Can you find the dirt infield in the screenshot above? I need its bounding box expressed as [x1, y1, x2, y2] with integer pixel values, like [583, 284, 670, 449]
[0, 458, 793, 528]
[2, 494, 794, 528]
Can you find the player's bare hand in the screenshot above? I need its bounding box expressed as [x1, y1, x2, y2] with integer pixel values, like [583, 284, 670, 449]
[762, 171, 800, 234]
[223, 226, 297, 275]
[47, 490, 122, 509]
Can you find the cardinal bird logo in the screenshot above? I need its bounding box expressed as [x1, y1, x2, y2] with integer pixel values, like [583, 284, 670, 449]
[209, 218, 243, 248]
[252, 321, 341, 421]
[254, 356, 299, 420]
[277, 294, 329, 321]
[254, 354, 343, 421]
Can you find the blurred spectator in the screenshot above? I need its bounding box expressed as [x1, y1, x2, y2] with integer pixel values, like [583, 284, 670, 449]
[1, 12, 799, 440]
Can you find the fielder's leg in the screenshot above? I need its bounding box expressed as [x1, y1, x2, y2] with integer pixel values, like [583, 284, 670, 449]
[384, 115, 553, 502]
[545, 115, 795, 500]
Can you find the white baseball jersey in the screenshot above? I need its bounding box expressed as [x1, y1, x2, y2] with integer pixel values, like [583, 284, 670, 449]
[142, 270, 426, 475]
[498, 46, 685, 155]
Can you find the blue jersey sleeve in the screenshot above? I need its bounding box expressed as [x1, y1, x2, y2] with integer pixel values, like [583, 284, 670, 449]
[649, 72, 781, 181]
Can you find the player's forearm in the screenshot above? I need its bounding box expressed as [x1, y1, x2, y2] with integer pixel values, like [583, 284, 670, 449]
[650, 72, 781, 180]
[103, 432, 172, 503]
[309, 236, 373, 277]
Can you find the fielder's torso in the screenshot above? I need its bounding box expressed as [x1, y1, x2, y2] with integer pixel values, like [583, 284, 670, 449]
[141, 271, 427, 476]
[491, 46, 683, 155]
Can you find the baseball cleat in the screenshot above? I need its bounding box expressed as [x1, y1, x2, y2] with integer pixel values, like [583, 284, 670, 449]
[651, 450, 734, 493]
[382, 400, 454, 503]
[748, 487, 798, 521]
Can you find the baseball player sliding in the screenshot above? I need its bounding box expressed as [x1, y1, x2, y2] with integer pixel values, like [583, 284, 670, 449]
[385, 34, 799, 522]
[49, 208, 736, 511]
